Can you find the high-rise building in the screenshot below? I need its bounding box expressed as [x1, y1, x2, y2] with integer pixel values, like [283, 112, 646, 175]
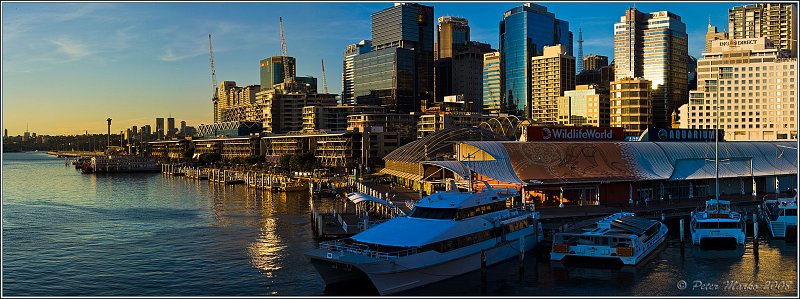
[215, 81, 239, 123]
[353, 3, 434, 113]
[260, 56, 297, 90]
[294, 76, 318, 93]
[614, 8, 688, 128]
[482, 52, 503, 116]
[729, 3, 797, 57]
[167, 117, 175, 138]
[684, 37, 797, 140]
[155, 118, 165, 139]
[705, 22, 729, 52]
[180, 121, 186, 134]
[583, 55, 609, 71]
[500, 3, 572, 117]
[557, 84, 610, 127]
[435, 41, 494, 110]
[262, 91, 338, 134]
[610, 78, 652, 137]
[530, 45, 576, 124]
[436, 16, 470, 60]
[342, 40, 372, 105]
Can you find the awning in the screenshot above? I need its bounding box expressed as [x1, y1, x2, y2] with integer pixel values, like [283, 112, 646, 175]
[670, 158, 754, 180]
[346, 192, 398, 209]
[379, 168, 423, 181]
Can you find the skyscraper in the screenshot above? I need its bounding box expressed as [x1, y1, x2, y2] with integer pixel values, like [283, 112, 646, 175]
[155, 118, 165, 140]
[500, 3, 572, 117]
[530, 45, 576, 123]
[436, 16, 470, 60]
[342, 40, 372, 105]
[705, 22, 729, 52]
[482, 52, 502, 116]
[729, 3, 797, 57]
[353, 3, 434, 113]
[260, 56, 297, 90]
[614, 8, 688, 128]
[167, 117, 175, 138]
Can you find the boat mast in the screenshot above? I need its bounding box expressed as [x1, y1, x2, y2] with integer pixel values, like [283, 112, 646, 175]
[715, 69, 721, 203]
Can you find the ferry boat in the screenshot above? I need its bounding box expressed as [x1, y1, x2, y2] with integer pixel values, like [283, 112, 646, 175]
[550, 212, 667, 266]
[279, 181, 308, 192]
[85, 155, 160, 173]
[760, 192, 797, 239]
[305, 181, 541, 295]
[690, 199, 745, 246]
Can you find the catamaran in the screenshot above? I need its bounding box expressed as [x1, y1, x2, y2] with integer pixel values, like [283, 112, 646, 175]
[305, 181, 541, 295]
[550, 212, 668, 266]
[760, 192, 798, 239]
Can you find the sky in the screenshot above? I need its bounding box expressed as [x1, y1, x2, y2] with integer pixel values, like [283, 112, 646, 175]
[2, 1, 748, 136]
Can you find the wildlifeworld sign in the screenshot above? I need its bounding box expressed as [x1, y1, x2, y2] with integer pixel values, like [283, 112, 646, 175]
[526, 126, 625, 141]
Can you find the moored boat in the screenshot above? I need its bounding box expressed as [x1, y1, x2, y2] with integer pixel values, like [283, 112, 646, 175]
[305, 181, 540, 295]
[690, 199, 745, 247]
[550, 212, 668, 266]
[760, 192, 797, 239]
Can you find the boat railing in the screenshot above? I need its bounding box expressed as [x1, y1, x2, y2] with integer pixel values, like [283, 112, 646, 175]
[319, 240, 419, 260]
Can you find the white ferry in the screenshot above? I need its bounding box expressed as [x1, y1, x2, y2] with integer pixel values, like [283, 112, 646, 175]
[305, 181, 541, 295]
[550, 212, 668, 266]
[690, 199, 745, 246]
[760, 192, 797, 239]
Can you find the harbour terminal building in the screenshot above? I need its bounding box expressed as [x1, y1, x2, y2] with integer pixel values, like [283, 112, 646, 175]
[380, 126, 797, 207]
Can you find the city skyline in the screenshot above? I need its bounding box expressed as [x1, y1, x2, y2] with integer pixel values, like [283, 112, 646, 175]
[3, 1, 747, 135]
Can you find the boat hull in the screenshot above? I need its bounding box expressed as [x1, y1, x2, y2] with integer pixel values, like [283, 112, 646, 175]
[551, 225, 668, 266]
[306, 229, 539, 295]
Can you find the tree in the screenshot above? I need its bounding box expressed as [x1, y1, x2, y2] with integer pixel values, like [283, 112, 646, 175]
[183, 147, 195, 161]
[198, 153, 221, 164]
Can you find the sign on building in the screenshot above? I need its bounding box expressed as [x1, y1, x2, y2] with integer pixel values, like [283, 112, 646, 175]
[639, 127, 724, 142]
[525, 126, 625, 141]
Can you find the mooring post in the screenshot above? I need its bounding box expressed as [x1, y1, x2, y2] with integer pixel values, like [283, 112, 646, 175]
[753, 213, 759, 252]
[679, 219, 685, 245]
[481, 249, 487, 295]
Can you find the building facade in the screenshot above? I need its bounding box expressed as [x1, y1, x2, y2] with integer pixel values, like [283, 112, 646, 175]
[610, 78, 653, 137]
[583, 55, 609, 71]
[557, 84, 610, 127]
[436, 16, 469, 60]
[260, 56, 297, 90]
[302, 105, 386, 132]
[684, 37, 797, 140]
[729, 3, 797, 57]
[155, 118, 165, 140]
[262, 90, 338, 134]
[500, 3, 572, 117]
[355, 3, 434, 113]
[342, 40, 372, 105]
[614, 9, 688, 129]
[530, 44, 576, 124]
[482, 51, 503, 116]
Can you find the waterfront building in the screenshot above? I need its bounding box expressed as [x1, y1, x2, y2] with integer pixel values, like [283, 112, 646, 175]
[353, 3, 433, 114]
[261, 89, 338, 134]
[556, 84, 610, 127]
[342, 40, 372, 105]
[346, 112, 418, 142]
[684, 37, 797, 141]
[729, 3, 797, 57]
[583, 55, 608, 71]
[417, 112, 490, 139]
[614, 8, 688, 129]
[610, 77, 652, 137]
[260, 56, 297, 90]
[192, 137, 260, 160]
[156, 117, 165, 140]
[482, 51, 503, 116]
[302, 105, 386, 132]
[500, 3, 572, 117]
[147, 140, 188, 160]
[261, 130, 400, 168]
[530, 44, 576, 124]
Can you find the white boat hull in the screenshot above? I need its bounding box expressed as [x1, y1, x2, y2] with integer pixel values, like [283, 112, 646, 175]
[690, 228, 745, 246]
[307, 228, 539, 295]
[551, 224, 668, 266]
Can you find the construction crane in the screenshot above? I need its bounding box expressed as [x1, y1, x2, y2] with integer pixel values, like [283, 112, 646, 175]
[209, 34, 218, 122]
[321, 59, 328, 94]
[279, 17, 292, 87]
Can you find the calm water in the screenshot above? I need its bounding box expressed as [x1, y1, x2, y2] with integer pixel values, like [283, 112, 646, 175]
[2, 152, 797, 296]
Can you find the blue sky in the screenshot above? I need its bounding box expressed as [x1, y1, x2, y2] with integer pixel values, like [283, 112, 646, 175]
[2, 1, 746, 135]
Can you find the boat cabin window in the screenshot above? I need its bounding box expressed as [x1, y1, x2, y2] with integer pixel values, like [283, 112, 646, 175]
[706, 202, 729, 211]
[782, 209, 797, 216]
[455, 201, 507, 220]
[696, 222, 741, 229]
[409, 207, 457, 219]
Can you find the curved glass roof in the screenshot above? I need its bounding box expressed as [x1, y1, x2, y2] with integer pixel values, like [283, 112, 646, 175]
[383, 126, 511, 163]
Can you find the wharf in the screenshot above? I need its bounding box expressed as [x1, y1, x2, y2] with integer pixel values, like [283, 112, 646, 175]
[47, 151, 105, 158]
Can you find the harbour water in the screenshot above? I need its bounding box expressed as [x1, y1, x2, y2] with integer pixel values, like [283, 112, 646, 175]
[2, 152, 797, 296]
